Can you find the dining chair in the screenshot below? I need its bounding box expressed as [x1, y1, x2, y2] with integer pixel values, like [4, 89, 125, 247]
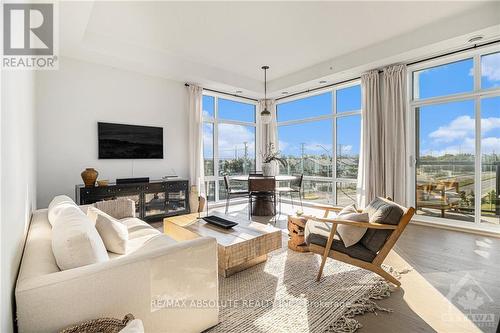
[248, 176, 276, 218]
[223, 175, 249, 214]
[276, 174, 303, 213]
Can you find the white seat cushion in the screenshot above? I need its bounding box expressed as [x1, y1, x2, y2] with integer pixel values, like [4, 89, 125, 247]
[51, 203, 109, 270]
[335, 204, 369, 247]
[87, 207, 129, 255]
[104, 217, 175, 259]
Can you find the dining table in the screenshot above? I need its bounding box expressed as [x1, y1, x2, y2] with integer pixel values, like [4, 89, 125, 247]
[232, 175, 297, 216]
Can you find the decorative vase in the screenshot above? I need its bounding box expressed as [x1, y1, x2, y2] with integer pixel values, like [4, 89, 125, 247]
[81, 168, 98, 187]
[262, 162, 276, 177]
[189, 185, 200, 213]
[198, 196, 206, 213]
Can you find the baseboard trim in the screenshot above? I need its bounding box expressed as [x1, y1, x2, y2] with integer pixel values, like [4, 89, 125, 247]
[410, 218, 500, 238]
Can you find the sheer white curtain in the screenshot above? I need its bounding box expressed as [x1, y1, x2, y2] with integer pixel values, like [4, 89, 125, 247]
[259, 98, 277, 154]
[357, 70, 384, 207]
[383, 64, 407, 204]
[188, 85, 205, 194]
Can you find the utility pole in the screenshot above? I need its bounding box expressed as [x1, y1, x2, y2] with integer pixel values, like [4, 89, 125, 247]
[243, 142, 248, 174]
[338, 143, 343, 178]
[300, 143, 305, 174]
[317, 144, 332, 177]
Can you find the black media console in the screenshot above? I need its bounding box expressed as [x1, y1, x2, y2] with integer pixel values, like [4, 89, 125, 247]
[76, 179, 189, 222]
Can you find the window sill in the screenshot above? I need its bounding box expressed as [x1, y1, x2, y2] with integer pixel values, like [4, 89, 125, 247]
[410, 215, 500, 238]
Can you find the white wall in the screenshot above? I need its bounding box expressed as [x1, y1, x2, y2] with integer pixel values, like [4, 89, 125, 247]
[36, 57, 189, 207]
[1, 70, 37, 332]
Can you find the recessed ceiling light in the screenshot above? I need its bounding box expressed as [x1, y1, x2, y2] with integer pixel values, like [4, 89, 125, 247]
[468, 35, 484, 44]
[281, 91, 289, 95]
[235, 90, 243, 94]
[319, 80, 327, 84]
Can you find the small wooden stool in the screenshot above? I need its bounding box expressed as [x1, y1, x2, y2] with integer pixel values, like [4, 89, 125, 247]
[287, 215, 309, 252]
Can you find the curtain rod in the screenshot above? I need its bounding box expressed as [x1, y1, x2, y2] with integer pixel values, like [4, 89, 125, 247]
[406, 38, 499, 66]
[275, 77, 360, 101]
[275, 38, 500, 102]
[184, 83, 259, 102]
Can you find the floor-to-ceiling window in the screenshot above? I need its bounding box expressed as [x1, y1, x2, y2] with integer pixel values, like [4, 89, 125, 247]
[276, 82, 362, 205]
[202, 93, 258, 202]
[409, 46, 500, 226]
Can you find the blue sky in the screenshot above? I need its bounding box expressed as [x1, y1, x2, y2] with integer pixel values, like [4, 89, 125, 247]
[277, 86, 361, 157]
[416, 54, 500, 157]
[202, 96, 256, 160]
[202, 52, 499, 160]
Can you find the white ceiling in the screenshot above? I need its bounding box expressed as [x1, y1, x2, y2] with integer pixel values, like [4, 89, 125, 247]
[60, 1, 500, 97]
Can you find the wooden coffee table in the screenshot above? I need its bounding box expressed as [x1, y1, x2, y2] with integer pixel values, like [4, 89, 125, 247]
[164, 213, 282, 277]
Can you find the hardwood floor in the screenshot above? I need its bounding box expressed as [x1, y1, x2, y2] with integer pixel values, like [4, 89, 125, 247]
[154, 202, 500, 333]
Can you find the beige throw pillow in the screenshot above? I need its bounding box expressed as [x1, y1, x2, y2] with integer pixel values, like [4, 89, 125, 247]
[336, 204, 369, 247]
[87, 207, 128, 254]
[51, 202, 109, 270]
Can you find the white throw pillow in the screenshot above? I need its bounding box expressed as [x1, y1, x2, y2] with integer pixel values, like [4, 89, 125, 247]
[338, 204, 358, 216]
[51, 204, 109, 270]
[336, 204, 369, 248]
[48, 195, 81, 227]
[87, 207, 129, 254]
[119, 319, 144, 333]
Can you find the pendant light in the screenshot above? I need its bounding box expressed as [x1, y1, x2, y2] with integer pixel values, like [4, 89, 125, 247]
[260, 65, 272, 124]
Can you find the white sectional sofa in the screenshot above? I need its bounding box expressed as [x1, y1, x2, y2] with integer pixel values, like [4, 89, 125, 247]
[15, 197, 219, 333]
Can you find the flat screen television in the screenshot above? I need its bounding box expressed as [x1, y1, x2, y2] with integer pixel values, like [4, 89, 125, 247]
[98, 122, 163, 159]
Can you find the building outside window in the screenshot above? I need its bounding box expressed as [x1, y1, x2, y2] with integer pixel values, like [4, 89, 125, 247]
[276, 82, 362, 206]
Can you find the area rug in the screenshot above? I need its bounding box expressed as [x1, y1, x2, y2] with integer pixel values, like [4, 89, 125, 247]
[208, 247, 407, 333]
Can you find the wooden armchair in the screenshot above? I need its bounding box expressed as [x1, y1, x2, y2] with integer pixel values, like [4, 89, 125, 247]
[303, 198, 415, 286]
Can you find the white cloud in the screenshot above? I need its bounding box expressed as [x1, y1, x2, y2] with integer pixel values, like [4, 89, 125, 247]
[422, 136, 500, 156]
[482, 53, 500, 82]
[203, 124, 256, 159]
[341, 145, 353, 154]
[304, 143, 333, 154]
[218, 124, 255, 159]
[482, 117, 500, 133]
[429, 115, 500, 144]
[278, 140, 289, 152]
[278, 141, 354, 156]
[202, 110, 211, 118]
[421, 137, 475, 156]
[481, 136, 500, 154]
[429, 115, 474, 143]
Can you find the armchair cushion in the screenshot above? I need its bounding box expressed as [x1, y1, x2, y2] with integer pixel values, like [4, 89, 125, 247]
[304, 220, 376, 262]
[360, 197, 404, 253]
